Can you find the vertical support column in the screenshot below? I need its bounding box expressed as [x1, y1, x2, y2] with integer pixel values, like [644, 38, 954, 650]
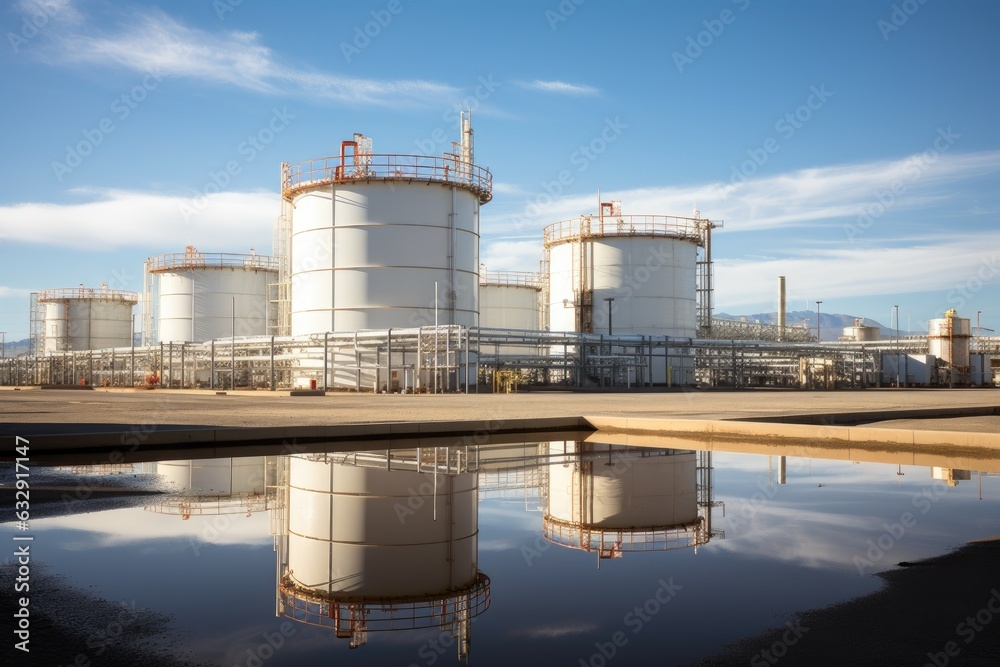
[323, 332, 329, 391]
[416, 328, 423, 393]
[270, 335, 276, 391]
[354, 332, 361, 393]
[387, 329, 393, 394]
[211, 340, 216, 389]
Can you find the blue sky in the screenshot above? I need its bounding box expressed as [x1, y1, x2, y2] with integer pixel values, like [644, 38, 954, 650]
[1, 0, 999, 341]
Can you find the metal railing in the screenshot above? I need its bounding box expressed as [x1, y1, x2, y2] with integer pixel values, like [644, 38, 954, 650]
[543, 214, 707, 246]
[479, 270, 543, 289]
[282, 153, 493, 204]
[146, 252, 279, 273]
[36, 287, 138, 303]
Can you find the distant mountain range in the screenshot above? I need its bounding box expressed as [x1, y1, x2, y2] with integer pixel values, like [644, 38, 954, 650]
[716, 311, 908, 342]
[2, 337, 30, 357]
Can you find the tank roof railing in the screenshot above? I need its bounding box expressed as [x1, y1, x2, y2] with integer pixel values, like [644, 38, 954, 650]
[278, 571, 491, 631]
[282, 153, 493, 204]
[146, 252, 280, 273]
[479, 269, 543, 289]
[36, 286, 139, 304]
[543, 214, 715, 247]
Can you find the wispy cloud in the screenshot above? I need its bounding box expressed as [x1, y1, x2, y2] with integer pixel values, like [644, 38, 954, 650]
[21, 2, 457, 107]
[518, 79, 600, 96]
[481, 150, 1000, 308]
[487, 149, 1000, 236]
[0, 187, 274, 250]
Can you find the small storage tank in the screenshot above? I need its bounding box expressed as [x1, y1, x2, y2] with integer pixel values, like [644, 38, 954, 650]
[277, 452, 489, 652]
[145, 247, 279, 344]
[544, 203, 708, 337]
[479, 269, 542, 330]
[37, 285, 137, 353]
[156, 457, 269, 495]
[928, 310, 971, 368]
[842, 318, 881, 342]
[283, 121, 491, 336]
[147, 457, 275, 518]
[542, 441, 708, 558]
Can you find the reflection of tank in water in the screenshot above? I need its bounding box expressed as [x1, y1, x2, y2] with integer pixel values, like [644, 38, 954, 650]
[274, 449, 490, 656]
[145, 457, 278, 519]
[542, 442, 721, 561]
[931, 467, 972, 487]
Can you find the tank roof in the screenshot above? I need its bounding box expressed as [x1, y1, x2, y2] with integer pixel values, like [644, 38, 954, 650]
[543, 214, 715, 247]
[36, 286, 138, 304]
[282, 153, 492, 204]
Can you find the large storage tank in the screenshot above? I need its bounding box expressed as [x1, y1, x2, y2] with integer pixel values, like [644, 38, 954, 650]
[145, 247, 279, 344]
[36, 285, 137, 353]
[277, 452, 489, 652]
[543, 204, 707, 338]
[542, 441, 708, 558]
[479, 269, 542, 330]
[282, 124, 492, 336]
[928, 311, 971, 368]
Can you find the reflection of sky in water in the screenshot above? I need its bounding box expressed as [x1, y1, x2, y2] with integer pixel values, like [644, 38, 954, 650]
[8, 447, 999, 666]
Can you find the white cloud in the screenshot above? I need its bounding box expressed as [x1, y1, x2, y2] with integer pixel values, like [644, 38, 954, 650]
[37, 506, 272, 548]
[486, 150, 1000, 236]
[22, 3, 456, 107]
[715, 236, 1000, 309]
[481, 150, 1000, 308]
[480, 240, 543, 273]
[0, 187, 275, 251]
[518, 80, 600, 96]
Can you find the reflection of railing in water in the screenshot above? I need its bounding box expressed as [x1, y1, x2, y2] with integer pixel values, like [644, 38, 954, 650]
[307, 447, 479, 475]
[543, 515, 708, 556]
[144, 492, 276, 517]
[277, 571, 490, 643]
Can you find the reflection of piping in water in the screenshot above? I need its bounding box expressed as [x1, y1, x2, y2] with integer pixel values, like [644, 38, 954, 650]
[272, 449, 490, 657]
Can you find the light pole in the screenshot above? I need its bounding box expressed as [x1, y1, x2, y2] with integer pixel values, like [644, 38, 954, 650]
[0, 331, 5, 359]
[604, 297, 615, 335]
[977, 310, 982, 351]
[815, 301, 822, 341]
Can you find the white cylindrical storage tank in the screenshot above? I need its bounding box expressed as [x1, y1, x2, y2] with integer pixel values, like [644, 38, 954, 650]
[544, 214, 703, 338]
[156, 457, 269, 495]
[38, 286, 137, 353]
[928, 314, 971, 367]
[284, 142, 492, 336]
[545, 442, 698, 530]
[284, 455, 479, 598]
[842, 325, 881, 342]
[479, 271, 542, 331]
[147, 249, 279, 343]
